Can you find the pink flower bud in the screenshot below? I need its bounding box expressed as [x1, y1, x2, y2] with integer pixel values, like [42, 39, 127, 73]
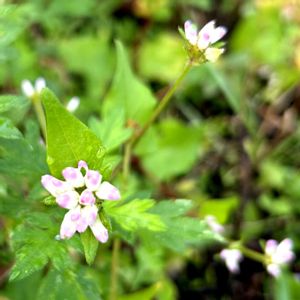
[90, 217, 109, 243]
[60, 210, 77, 239]
[41, 175, 71, 197]
[79, 189, 96, 205]
[85, 170, 102, 191]
[62, 166, 85, 188]
[56, 191, 80, 209]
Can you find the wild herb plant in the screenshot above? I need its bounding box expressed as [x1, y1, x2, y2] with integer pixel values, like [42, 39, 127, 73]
[0, 1, 299, 299]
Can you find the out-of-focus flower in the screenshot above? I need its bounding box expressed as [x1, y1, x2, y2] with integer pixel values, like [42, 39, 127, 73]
[205, 215, 224, 235]
[183, 20, 227, 63]
[265, 238, 295, 277]
[66, 96, 80, 112]
[41, 160, 121, 242]
[220, 249, 243, 273]
[21, 77, 46, 98]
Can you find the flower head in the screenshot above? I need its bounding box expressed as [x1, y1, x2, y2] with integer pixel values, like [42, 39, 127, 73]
[220, 249, 243, 273]
[21, 77, 46, 98]
[183, 20, 227, 63]
[41, 160, 121, 243]
[265, 238, 295, 277]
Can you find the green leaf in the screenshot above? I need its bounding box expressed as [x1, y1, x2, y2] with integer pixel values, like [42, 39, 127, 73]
[138, 32, 186, 82]
[89, 109, 132, 152]
[142, 200, 217, 252]
[41, 88, 106, 178]
[199, 197, 239, 224]
[80, 228, 99, 265]
[274, 272, 300, 300]
[0, 117, 22, 139]
[102, 41, 156, 125]
[37, 268, 101, 300]
[136, 119, 201, 180]
[0, 95, 29, 123]
[10, 212, 71, 281]
[104, 199, 166, 232]
[0, 120, 47, 182]
[58, 34, 114, 100]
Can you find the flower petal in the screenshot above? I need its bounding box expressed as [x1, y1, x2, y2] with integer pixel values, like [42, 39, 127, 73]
[76, 214, 89, 233]
[204, 47, 224, 62]
[265, 239, 278, 256]
[81, 205, 98, 226]
[184, 20, 198, 45]
[267, 263, 281, 278]
[41, 174, 71, 197]
[79, 189, 96, 205]
[69, 206, 81, 221]
[275, 239, 295, 264]
[198, 20, 216, 49]
[21, 80, 35, 97]
[90, 216, 108, 243]
[60, 210, 77, 239]
[220, 249, 242, 273]
[35, 77, 46, 93]
[62, 166, 85, 188]
[209, 26, 227, 44]
[78, 160, 88, 171]
[96, 182, 121, 200]
[85, 169, 102, 191]
[56, 191, 80, 209]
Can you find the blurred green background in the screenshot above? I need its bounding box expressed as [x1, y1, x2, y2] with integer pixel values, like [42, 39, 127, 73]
[1, 0, 300, 299]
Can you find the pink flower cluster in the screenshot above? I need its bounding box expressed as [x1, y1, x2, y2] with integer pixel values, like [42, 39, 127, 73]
[184, 20, 227, 62]
[41, 160, 120, 243]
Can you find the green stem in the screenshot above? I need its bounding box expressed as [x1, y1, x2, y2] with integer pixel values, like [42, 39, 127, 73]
[122, 142, 132, 188]
[109, 143, 132, 300]
[109, 238, 120, 300]
[233, 244, 266, 264]
[109, 61, 193, 299]
[32, 95, 47, 139]
[131, 60, 193, 147]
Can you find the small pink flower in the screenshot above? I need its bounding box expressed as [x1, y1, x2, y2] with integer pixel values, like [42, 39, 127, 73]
[205, 215, 224, 234]
[265, 238, 295, 277]
[220, 249, 243, 273]
[184, 20, 227, 62]
[41, 160, 121, 242]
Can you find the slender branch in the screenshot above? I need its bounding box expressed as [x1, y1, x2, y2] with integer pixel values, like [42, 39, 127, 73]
[109, 60, 193, 299]
[131, 60, 193, 147]
[32, 95, 47, 139]
[122, 142, 132, 188]
[236, 244, 266, 264]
